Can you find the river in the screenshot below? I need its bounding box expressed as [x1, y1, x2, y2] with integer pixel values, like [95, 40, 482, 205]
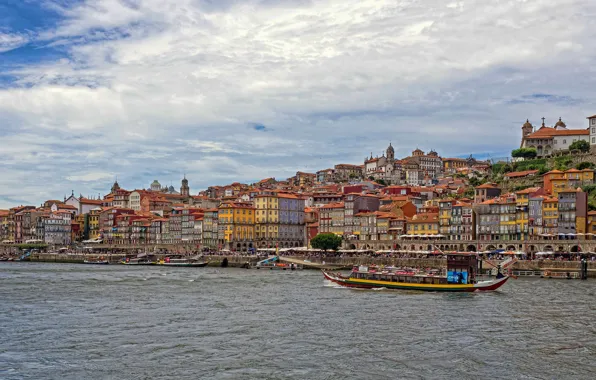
[1, 263, 595, 379]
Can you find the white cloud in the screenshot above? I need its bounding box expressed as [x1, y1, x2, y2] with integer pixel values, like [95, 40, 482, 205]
[0, 32, 28, 53]
[1, 0, 596, 208]
[66, 172, 115, 182]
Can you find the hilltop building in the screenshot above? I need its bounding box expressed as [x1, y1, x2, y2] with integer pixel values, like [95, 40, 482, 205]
[520, 117, 589, 157]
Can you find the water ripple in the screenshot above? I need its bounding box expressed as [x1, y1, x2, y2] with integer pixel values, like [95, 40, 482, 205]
[1, 263, 595, 379]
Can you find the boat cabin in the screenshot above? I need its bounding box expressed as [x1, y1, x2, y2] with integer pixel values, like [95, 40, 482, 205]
[446, 253, 478, 284]
[350, 253, 479, 285]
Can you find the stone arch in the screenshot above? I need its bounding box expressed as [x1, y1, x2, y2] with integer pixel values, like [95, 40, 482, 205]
[544, 145, 552, 156]
[349, 244, 356, 250]
[544, 245, 553, 252]
[506, 245, 516, 251]
[459, 244, 464, 251]
[395, 244, 401, 250]
[570, 245, 580, 253]
[410, 245, 415, 250]
[467, 244, 476, 252]
[528, 245, 537, 253]
[427, 244, 432, 251]
[557, 245, 564, 252]
[486, 244, 497, 251]
[236, 243, 241, 249]
[498, 244, 504, 249]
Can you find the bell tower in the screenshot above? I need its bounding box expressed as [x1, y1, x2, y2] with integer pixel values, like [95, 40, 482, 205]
[386, 142, 395, 161]
[521, 119, 533, 138]
[180, 175, 190, 197]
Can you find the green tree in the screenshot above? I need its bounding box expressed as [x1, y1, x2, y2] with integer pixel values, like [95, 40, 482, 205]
[576, 161, 595, 170]
[511, 147, 537, 159]
[569, 140, 590, 153]
[310, 233, 342, 251]
[376, 179, 387, 186]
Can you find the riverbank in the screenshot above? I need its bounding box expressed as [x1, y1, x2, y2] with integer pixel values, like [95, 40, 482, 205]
[18, 253, 596, 277]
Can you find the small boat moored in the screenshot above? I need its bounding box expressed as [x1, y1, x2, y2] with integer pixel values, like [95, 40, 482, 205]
[121, 253, 156, 265]
[255, 256, 302, 270]
[157, 255, 208, 267]
[83, 256, 110, 265]
[322, 253, 509, 292]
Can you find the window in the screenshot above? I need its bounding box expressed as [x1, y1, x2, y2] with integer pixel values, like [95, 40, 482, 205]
[593, 119, 596, 126]
[592, 137, 595, 144]
[592, 127, 595, 133]
[563, 139, 566, 144]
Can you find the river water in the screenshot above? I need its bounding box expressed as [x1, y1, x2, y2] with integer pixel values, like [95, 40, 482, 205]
[1, 263, 595, 380]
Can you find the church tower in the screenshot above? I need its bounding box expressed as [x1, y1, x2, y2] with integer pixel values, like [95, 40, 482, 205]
[111, 179, 120, 193]
[180, 175, 190, 197]
[386, 142, 395, 161]
[521, 119, 533, 138]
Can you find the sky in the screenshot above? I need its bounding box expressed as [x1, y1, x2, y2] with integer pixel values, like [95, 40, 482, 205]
[1, 0, 596, 208]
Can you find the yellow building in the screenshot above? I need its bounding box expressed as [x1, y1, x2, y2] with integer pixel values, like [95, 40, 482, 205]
[498, 197, 518, 240]
[88, 208, 101, 240]
[542, 197, 558, 236]
[515, 187, 544, 240]
[587, 211, 596, 237]
[0, 209, 9, 242]
[406, 213, 439, 236]
[254, 193, 279, 247]
[580, 168, 594, 182]
[218, 202, 255, 251]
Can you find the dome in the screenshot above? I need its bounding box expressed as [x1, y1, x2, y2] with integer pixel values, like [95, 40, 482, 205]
[151, 180, 160, 185]
[387, 143, 394, 153]
[168, 185, 175, 192]
[554, 117, 567, 129]
[522, 119, 532, 129]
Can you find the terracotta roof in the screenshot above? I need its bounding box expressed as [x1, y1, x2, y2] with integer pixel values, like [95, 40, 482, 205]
[586, 115, 596, 119]
[543, 169, 564, 175]
[516, 187, 542, 195]
[525, 127, 589, 139]
[476, 183, 499, 189]
[0, 210, 9, 217]
[505, 170, 539, 178]
[565, 168, 580, 173]
[321, 202, 344, 209]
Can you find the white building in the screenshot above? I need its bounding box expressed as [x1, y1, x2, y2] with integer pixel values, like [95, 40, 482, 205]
[521, 117, 589, 157]
[588, 114, 596, 146]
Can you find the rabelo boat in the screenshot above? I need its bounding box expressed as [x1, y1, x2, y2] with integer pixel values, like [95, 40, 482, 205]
[322, 253, 508, 292]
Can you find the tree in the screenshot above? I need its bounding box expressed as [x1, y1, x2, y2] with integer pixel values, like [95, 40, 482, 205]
[376, 179, 387, 186]
[569, 140, 590, 153]
[511, 147, 537, 159]
[310, 233, 342, 251]
[576, 161, 595, 170]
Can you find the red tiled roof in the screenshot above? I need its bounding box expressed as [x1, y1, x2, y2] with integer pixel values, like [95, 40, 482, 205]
[476, 183, 499, 189]
[525, 127, 589, 139]
[504, 170, 538, 178]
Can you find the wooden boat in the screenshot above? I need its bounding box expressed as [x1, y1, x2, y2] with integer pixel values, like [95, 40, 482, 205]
[322, 253, 509, 292]
[157, 255, 208, 267]
[83, 256, 109, 265]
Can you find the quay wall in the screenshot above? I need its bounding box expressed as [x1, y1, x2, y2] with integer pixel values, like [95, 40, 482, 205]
[29, 253, 259, 267]
[27, 254, 596, 275]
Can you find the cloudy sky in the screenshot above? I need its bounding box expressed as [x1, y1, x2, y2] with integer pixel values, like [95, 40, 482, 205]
[1, 0, 596, 208]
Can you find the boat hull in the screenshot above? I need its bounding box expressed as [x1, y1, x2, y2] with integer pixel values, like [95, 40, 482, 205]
[83, 261, 110, 265]
[160, 262, 208, 267]
[322, 271, 508, 292]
